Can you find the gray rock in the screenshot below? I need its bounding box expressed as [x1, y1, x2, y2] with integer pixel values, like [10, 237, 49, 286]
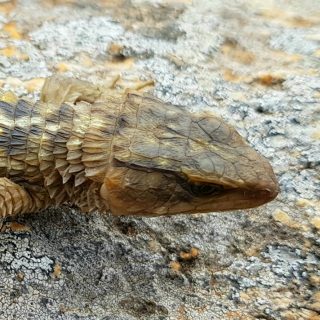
[0, 0, 319, 319]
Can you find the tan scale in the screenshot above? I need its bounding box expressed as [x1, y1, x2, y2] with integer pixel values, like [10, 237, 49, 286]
[0, 76, 279, 219]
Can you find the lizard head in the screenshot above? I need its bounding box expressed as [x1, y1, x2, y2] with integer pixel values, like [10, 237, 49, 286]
[100, 93, 279, 216]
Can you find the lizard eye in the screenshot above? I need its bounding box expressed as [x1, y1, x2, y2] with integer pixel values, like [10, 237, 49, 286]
[189, 183, 223, 197]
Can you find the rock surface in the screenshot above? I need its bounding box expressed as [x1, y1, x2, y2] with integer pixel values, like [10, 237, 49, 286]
[0, 0, 319, 319]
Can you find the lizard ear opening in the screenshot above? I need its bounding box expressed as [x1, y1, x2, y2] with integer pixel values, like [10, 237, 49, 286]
[100, 166, 176, 216]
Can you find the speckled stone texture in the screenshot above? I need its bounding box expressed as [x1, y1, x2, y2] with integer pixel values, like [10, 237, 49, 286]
[0, 0, 319, 319]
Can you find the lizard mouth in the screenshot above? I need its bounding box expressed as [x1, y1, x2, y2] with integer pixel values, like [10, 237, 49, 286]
[165, 185, 279, 215]
[162, 167, 279, 214]
[177, 160, 279, 213]
[199, 187, 279, 211]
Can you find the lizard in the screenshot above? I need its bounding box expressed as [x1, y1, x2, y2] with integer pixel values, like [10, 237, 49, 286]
[0, 75, 279, 218]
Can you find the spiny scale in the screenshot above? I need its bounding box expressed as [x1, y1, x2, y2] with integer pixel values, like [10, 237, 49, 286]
[0, 88, 122, 215]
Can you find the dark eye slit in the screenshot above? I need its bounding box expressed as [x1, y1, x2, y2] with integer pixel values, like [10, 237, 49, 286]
[112, 158, 224, 196]
[177, 176, 224, 197]
[189, 183, 223, 196]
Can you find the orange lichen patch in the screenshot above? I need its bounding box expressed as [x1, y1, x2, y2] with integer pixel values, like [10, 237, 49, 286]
[311, 292, 320, 302]
[227, 91, 247, 102]
[306, 292, 320, 316]
[0, 90, 18, 104]
[310, 275, 320, 287]
[311, 130, 320, 140]
[269, 50, 302, 66]
[310, 217, 320, 231]
[296, 198, 314, 207]
[0, 222, 31, 233]
[288, 16, 319, 28]
[240, 288, 304, 318]
[167, 54, 185, 68]
[223, 68, 241, 82]
[253, 74, 285, 87]
[272, 209, 308, 231]
[106, 43, 136, 69]
[273, 209, 293, 225]
[0, 1, 16, 15]
[108, 43, 123, 55]
[105, 57, 135, 70]
[16, 271, 25, 282]
[313, 49, 320, 58]
[169, 261, 182, 272]
[24, 78, 45, 92]
[272, 295, 293, 310]
[221, 39, 255, 65]
[303, 239, 312, 249]
[244, 246, 261, 257]
[0, 46, 29, 61]
[260, 8, 319, 28]
[52, 262, 62, 279]
[78, 53, 94, 68]
[108, 43, 126, 61]
[54, 62, 71, 73]
[179, 247, 199, 261]
[148, 239, 161, 252]
[2, 21, 23, 40]
[239, 291, 252, 303]
[314, 90, 320, 99]
[0, 46, 16, 57]
[177, 305, 187, 320]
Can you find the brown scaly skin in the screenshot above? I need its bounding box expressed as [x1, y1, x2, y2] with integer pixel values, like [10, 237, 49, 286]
[0, 75, 279, 218]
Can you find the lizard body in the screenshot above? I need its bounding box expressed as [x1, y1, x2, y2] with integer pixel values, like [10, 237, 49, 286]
[0, 76, 278, 218]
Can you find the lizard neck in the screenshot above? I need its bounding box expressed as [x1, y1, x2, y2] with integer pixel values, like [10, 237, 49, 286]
[0, 96, 123, 200]
[67, 95, 124, 185]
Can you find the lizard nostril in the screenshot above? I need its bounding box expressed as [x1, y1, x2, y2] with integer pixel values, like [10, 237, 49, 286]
[256, 186, 279, 201]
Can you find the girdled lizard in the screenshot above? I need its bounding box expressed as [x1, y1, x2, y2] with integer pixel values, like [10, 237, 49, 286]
[0, 76, 278, 218]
